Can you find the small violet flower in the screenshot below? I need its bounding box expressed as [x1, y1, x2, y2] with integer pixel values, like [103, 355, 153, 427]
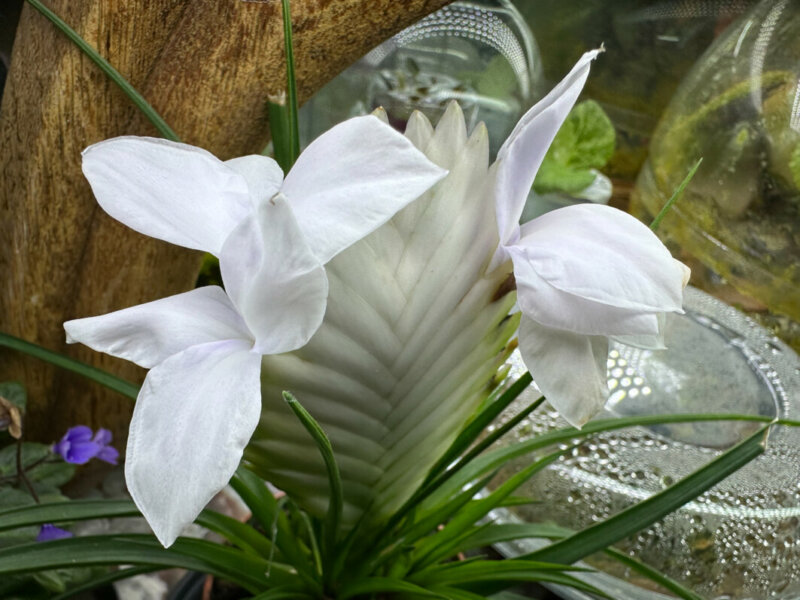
[36, 523, 73, 542]
[64, 116, 446, 547]
[53, 425, 119, 465]
[490, 50, 690, 428]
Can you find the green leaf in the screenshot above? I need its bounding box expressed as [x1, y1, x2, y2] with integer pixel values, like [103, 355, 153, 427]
[603, 547, 705, 600]
[650, 157, 703, 231]
[0, 442, 50, 477]
[0, 332, 139, 400]
[380, 375, 538, 544]
[230, 468, 318, 584]
[412, 448, 568, 569]
[0, 535, 291, 593]
[51, 566, 156, 600]
[28, 461, 76, 491]
[0, 382, 27, 412]
[0, 498, 271, 558]
[431, 585, 488, 600]
[423, 373, 534, 493]
[426, 413, 794, 506]
[283, 391, 343, 566]
[25, 0, 179, 142]
[340, 577, 446, 600]
[194, 509, 276, 558]
[523, 426, 768, 566]
[460, 55, 518, 98]
[0, 499, 138, 532]
[249, 584, 314, 600]
[268, 0, 300, 172]
[411, 558, 587, 586]
[450, 523, 704, 600]
[533, 100, 615, 195]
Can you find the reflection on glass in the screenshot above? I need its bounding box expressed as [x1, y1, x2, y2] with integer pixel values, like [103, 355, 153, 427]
[494, 287, 800, 600]
[631, 0, 800, 352]
[300, 0, 540, 158]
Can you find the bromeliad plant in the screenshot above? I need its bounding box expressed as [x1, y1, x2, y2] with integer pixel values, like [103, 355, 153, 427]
[0, 3, 789, 600]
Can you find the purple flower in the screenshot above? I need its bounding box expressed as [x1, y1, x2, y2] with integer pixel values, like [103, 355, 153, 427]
[53, 426, 118, 465]
[92, 428, 119, 465]
[36, 523, 73, 542]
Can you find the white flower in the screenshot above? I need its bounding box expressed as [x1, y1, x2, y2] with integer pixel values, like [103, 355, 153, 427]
[64, 115, 446, 547]
[491, 50, 690, 427]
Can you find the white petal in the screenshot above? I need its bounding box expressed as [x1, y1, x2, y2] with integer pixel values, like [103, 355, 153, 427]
[220, 194, 329, 354]
[612, 314, 668, 350]
[125, 339, 262, 547]
[518, 316, 609, 428]
[513, 204, 686, 327]
[494, 50, 599, 248]
[82, 137, 252, 255]
[225, 155, 284, 208]
[64, 287, 251, 369]
[282, 115, 448, 264]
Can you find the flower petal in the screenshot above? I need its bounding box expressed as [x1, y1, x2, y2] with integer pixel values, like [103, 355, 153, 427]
[220, 195, 329, 355]
[224, 155, 284, 208]
[282, 115, 448, 264]
[37, 524, 73, 542]
[510, 250, 662, 337]
[125, 339, 262, 547]
[82, 137, 252, 254]
[494, 50, 599, 248]
[512, 204, 687, 329]
[518, 316, 609, 428]
[65, 286, 251, 369]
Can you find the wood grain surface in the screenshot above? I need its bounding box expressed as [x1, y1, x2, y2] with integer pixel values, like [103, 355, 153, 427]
[0, 0, 452, 444]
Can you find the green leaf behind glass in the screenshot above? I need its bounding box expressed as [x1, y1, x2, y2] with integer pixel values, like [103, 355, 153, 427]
[533, 99, 615, 194]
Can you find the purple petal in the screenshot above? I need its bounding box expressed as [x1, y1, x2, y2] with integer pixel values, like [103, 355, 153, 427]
[96, 444, 120, 465]
[63, 425, 93, 443]
[64, 441, 101, 464]
[92, 428, 113, 446]
[36, 524, 73, 542]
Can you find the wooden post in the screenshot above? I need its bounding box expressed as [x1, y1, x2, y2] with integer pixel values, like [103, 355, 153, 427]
[0, 0, 451, 444]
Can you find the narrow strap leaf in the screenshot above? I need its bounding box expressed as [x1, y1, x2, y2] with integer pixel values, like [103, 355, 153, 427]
[268, 0, 300, 172]
[0, 497, 273, 558]
[248, 584, 314, 600]
[604, 547, 705, 600]
[25, 0, 180, 142]
[52, 566, 157, 600]
[412, 448, 570, 569]
[0, 332, 139, 400]
[0, 535, 283, 593]
[283, 391, 343, 568]
[523, 425, 769, 566]
[379, 375, 538, 546]
[424, 373, 534, 487]
[650, 157, 702, 231]
[0, 499, 140, 531]
[339, 577, 447, 600]
[427, 413, 797, 505]
[231, 467, 318, 582]
[452, 523, 704, 600]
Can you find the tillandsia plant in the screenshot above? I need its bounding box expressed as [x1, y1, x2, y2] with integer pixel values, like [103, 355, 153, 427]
[0, 3, 793, 600]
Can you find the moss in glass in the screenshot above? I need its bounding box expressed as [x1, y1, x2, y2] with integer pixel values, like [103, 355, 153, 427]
[631, 0, 800, 352]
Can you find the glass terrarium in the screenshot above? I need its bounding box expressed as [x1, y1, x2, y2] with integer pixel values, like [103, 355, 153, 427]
[299, 0, 540, 158]
[631, 0, 800, 352]
[493, 287, 800, 600]
[512, 0, 756, 180]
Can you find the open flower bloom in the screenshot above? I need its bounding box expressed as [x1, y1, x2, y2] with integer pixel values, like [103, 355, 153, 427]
[492, 50, 690, 427]
[64, 116, 446, 547]
[53, 425, 119, 465]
